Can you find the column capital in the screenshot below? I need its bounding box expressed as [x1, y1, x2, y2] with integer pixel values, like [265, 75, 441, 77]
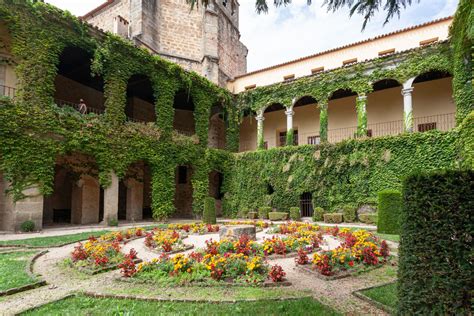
[357, 94, 367, 101]
[255, 114, 265, 122]
[401, 87, 414, 96]
[284, 109, 294, 116]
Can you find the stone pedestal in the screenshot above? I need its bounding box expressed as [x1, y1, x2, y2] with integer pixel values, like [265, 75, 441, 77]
[103, 172, 119, 224]
[125, 178, 143, 221]
[219, 225, 256, 241]
[72, 175, 100, 225]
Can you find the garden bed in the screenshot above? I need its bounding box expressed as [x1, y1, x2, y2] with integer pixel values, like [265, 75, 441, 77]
[295, 263, 383, 281]
[147, 244, 194, 255]
[75, 258, 143, 275]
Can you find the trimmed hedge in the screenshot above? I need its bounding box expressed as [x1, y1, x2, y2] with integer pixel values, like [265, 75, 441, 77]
[323, 213, 343, 223]
[203, 197, 216, 224]
[248, 212, 258, 219]
[377, 190, 402, 234]
[359, 213, 378, 225]
[312, 207, 324, 222]
[341, 205, 357, 222]
[258, 207, 271, 220]
[398, 170, 473, 314]
[268, 212, 289, 221]
[289, 207, 300, 221]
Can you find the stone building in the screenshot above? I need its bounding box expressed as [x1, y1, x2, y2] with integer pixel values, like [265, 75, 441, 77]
[82, 0, 248, 87]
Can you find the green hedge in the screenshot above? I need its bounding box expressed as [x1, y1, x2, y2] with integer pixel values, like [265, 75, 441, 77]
[289, 207, 300, 221]
[312, 207, 324, 222]
[398, 170, 473, 314]
[377, 190, 402, 234]
[341, 205, 357, 222]
[323, 213, 343, 224]
[359, 213, 377, 225]
[248, 212, 258, 219]
[268, 212, 289, 221]
[203, 197, 216, 224]
[258, 207, 271, 220]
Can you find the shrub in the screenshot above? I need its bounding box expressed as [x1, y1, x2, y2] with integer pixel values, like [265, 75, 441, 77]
[377, 190, 402, 234]
[289, 207, 300, 221]
[237, 209, 249, 219]
[258, 207, 271, 219]
[323, 213, 343, 223]
[398, 170, 473, 314]
[359, 213, 378, 224]
[248, 212, 258, 219]
[108, 219, 119, 227]
[312, 207, 324, 222]
[341, 204, 357, 222]
[20, 220, 35, 232]
[203, 197, 217, 224]
[268, 212, 288, 221]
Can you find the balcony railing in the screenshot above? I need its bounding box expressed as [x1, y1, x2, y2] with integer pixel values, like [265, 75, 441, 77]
[175, 129, 195, 137]
[0, 85, 16, 99]
[327, 126, 358, 143]
[55, 99, 104, 115]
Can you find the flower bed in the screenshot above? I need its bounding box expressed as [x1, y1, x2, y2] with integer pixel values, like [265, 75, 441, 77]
[167, 223, 220, 235]
[296, 229, 390, 278]
[144, 229, 192, 254]
[99, 228, 145, 244]
[68, 237, 140, 275]
[225, 220, 270, 229]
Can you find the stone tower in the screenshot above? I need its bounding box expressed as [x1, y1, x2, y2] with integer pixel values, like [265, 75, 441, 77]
[83, 0, 248, 86]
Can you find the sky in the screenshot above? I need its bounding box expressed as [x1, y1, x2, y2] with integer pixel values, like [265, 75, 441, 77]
[45, 0, 459, 72]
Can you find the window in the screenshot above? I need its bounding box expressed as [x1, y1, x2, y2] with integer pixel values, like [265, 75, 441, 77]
[378, 48, 395, 57]
[300, 192, 313, 217]
[283, 74, 295, 81]
[367, 129, 373, 137]
[419, 37, 439, 47]
[244, 84, 256, 91]
[307, 135, 320, 145]
[418, 122, 437, 132]
[263, 141, 268, 149]
[311, 67, 324, 75]
[279, 130, 298, 146]
[178, 166, 188, 184]
[342, 58, 358, 66]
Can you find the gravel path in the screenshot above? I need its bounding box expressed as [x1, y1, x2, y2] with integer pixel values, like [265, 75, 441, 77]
[0, 228, 393, 315]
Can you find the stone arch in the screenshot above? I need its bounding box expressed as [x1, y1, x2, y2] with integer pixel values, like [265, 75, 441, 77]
[292, 95, 318, 110]
[54, 46, 105, 114]
[173, 89, 196, 136]
[327, 88, 358, 143]
[125, 74, 156, 123]
[208, 103, 226, 149]
[371, 79, 402, 91]
[292, 95, 320, 145]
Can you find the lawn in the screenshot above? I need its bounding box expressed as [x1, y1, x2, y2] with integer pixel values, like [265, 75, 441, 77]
[360, 282, 398, 310]
[22, 295, 340, 315]
[0, 251, 39, 292]
[374, 233, 400, 242]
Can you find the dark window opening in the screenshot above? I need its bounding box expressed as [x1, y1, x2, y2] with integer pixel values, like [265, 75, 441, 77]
[178, 166, 188, 184]
[300, 192, 313, 217]
[173, 89, 196, 136]
[266, 182, 275, 195]
[126, 74, 156, 123]
[307, 135, 320, 145]
[418, 122, 437, 132]
[367, 129, 373, 137]
[279, 130, 298, 146]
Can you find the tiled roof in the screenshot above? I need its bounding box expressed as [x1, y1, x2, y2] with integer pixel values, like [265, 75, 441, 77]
[232, 16, 453, 80]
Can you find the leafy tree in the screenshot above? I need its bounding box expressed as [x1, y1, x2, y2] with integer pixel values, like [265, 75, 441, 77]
[187, 0, 419, 29]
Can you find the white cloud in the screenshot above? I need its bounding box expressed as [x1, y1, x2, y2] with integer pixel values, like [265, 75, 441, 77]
[45, 0, 459, 71]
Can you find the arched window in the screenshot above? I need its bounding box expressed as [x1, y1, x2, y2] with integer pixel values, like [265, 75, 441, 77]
[173, 89, 196, 136]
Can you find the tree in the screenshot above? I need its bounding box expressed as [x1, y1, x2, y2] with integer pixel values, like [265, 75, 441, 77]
[186, 0, 419, 29]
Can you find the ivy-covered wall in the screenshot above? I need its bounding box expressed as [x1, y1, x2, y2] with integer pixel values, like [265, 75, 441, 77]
[0, 1, 235, 220]
[222, 128, 463, 216]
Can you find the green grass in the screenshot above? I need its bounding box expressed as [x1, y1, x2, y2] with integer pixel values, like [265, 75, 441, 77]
[360, 282, 398, 310]
[374, 233, 400, 242]
[0, 251, 38, 292]
[22, 295, 340, 315]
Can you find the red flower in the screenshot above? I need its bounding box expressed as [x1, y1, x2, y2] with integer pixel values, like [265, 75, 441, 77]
[269, 265, 286, 282]
[348, 261, 354, 267]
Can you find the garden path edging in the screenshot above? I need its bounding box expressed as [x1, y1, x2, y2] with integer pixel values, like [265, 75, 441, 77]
[351, 281, 397, 314]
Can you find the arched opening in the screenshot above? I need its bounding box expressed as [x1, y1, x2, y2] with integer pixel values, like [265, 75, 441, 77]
[412, 70, 455, 132]
[300, 192, 313, 218]
[174, 165, 194, 218]
[0, 21, 17, 98]
[43, 153, 102, 226]
[209, 171, 224, 217]
[264, 103, 286, 148]
[239, 109, 257, 152]
[367, 79, 403, 137]
[293, 95, 319, 145]
[126, 74, 156, 123]
[54, 46, 105, 114]
[117, 161, 153, 222]
[328, 89, 358, 143]
[208, 104, 227, 149]
[173, 89, 196, 136]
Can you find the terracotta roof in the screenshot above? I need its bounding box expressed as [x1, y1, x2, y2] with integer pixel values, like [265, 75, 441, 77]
[232, 16, 453, 81]
[81, 0, 115, 19]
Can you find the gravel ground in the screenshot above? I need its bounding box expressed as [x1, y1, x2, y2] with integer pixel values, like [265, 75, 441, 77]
[0, 228, 393, 315]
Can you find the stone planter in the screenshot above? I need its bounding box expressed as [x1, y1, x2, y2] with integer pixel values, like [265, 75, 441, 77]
[219, 225, 256, 241]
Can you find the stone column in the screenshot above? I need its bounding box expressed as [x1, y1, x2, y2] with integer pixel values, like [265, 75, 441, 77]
[356, 94, 368, 137]
[256, 111, 265, 149]
[13, 185, 44, 231]
[125, 179, 144, 221]
[319, 102, 328, 142]
[103, 172, 119, 225]
[402, 87, 414, 132]
[285, 109, 295, 145]
[72, 175, 100, 225]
